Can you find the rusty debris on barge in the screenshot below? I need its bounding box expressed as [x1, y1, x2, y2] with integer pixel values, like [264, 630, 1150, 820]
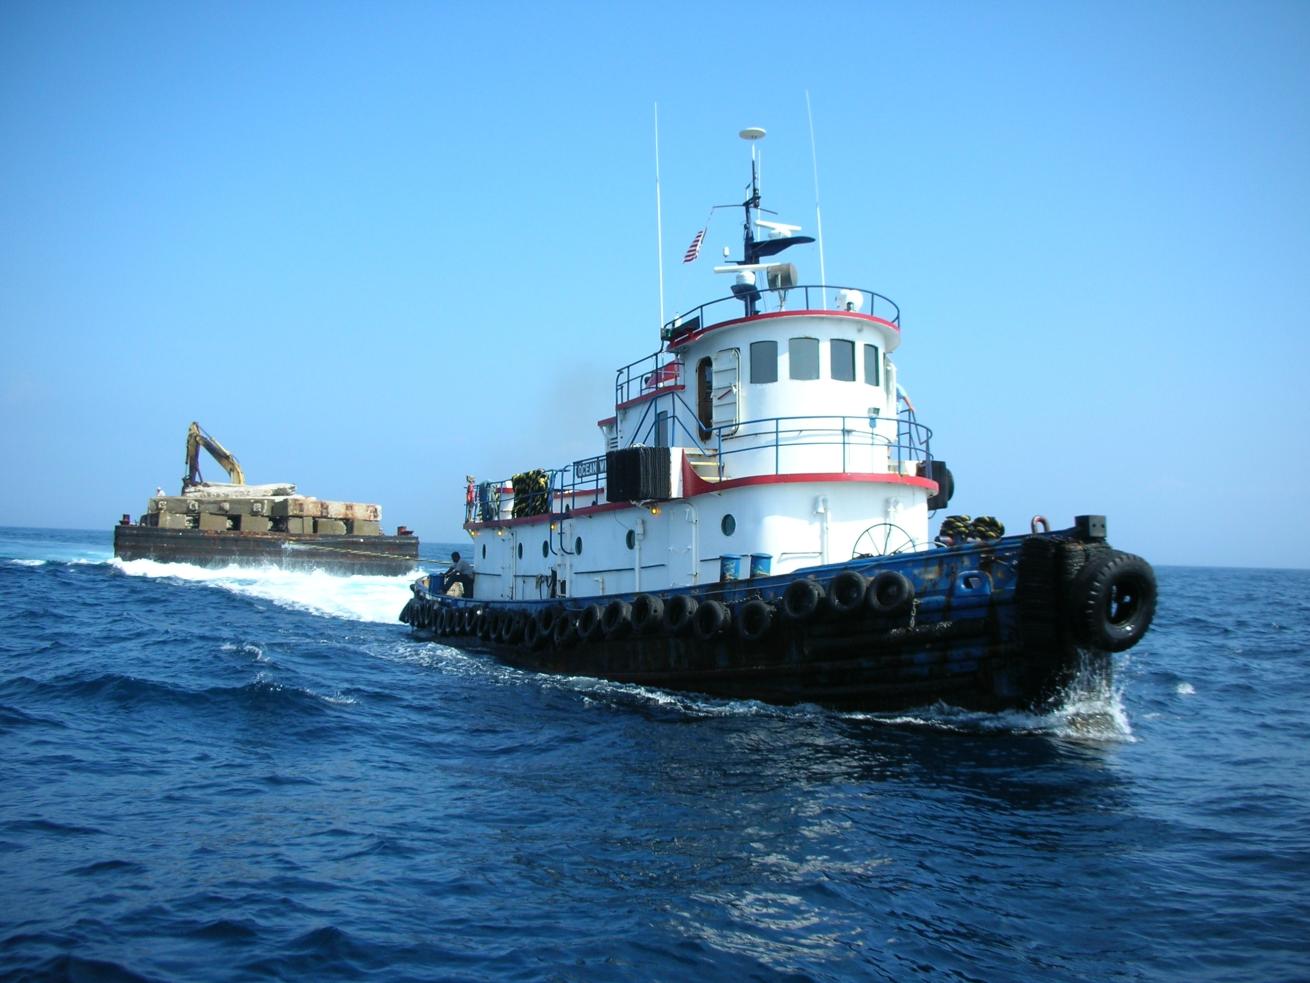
[114, 422, 418, 576]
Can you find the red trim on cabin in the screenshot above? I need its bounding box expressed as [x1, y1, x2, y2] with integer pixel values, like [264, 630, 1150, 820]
[597, 416, 617, 428]
[615, 383, 684, 412]
[668, 309, 900, 351]
[681, 457, 936, 498]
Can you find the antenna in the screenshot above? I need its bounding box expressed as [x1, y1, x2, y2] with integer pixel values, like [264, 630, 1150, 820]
[654, 103, 666, 334]
[805, 91, 828, 296]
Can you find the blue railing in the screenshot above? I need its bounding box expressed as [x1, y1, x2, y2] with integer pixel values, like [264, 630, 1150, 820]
[701, 414, 933, 480]
[663, 285, 901, 342]
[466, 409, 933, 523]
[616, 351, 684, 407]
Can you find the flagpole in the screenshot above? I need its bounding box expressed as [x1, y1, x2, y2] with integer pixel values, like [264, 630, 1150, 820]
[654, 103, 666, 335]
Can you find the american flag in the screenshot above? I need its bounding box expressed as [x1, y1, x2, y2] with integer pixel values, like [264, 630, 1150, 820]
[682, 228, 706, 263]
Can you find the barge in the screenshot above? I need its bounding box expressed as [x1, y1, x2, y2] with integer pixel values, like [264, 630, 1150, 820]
[115, 422, 419, 576]
[399, 127, 1156, 712]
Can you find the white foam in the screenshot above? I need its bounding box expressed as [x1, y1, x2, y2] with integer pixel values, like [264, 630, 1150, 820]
[8, 558, 46, 567]
[110, 556, 417, 624]
[1176, 681, 1196, 696]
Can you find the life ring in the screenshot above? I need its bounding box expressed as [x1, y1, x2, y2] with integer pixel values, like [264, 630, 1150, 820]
[867, 570, 914, 617]
[662, 594, 698, 636]
[736, 598, 774, 642]
[693, 599, 730, 640]
[577, 604, 605, 643]
[631, 594, 664, 634]
[1068, 551, 1157, 652]
[782, 578, 823, 622]
[602, 599, 633, 639]
[826, 570, 868, 616]
[552, 611, 580, 647]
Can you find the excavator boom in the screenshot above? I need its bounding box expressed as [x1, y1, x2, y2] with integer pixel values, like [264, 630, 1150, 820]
[183, 421, 245, 491]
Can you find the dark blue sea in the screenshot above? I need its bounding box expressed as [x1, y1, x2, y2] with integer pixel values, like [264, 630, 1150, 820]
[1, 527, 1307, 982]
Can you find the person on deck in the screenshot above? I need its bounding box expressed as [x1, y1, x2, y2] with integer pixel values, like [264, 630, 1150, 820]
[442, 551, 474, 597]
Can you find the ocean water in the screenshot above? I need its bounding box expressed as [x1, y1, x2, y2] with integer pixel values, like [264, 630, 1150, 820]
[1, 527, 1307, 982]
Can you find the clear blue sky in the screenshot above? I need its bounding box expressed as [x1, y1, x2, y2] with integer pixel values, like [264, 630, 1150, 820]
[2, 1, 1307, 568]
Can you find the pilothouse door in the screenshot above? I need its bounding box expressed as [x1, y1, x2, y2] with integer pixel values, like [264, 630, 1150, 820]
[711, 348, 740, 435]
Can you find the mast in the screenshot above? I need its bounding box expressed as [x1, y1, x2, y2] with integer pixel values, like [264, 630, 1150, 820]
[739, 127, 766, 316]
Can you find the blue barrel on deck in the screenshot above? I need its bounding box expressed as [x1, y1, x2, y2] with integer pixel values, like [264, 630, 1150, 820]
[749, 553, 773, 578]
[719, 554, 742, 582]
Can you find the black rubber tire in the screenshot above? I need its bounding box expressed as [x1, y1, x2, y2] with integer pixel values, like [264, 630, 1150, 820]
[1069, 551, 1157, 652]
[693, 599, 730, 641]
[552, 612, 579, 647]
[736, 598, 774, 642]
[783, 578, 823, 622]
[521, 615, 543, 649]
[399, 599, 414, 625]
[867, 570, 914, 617]
[534, 605, 562, 638]
[461, 608, 478, 634]
[602, 599, 633, 639]
[826, 570, 868, 616]
[577, 604, 605, 643]
[662, 594, 698, 636]
[499, 611, 524, 645]
[631, 594, 664, 634]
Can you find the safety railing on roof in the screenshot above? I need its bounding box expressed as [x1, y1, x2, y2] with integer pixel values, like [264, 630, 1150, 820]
[663, 285, 900, 343]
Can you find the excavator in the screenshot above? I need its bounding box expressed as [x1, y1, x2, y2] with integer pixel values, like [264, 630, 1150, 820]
[181, 421, 245, 492]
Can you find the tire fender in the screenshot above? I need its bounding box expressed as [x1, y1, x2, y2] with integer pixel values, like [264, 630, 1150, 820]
[693, 599, 730, 641]
[867, 571, 914, 617]
[1068, 551, 1157, 652]
[783, 578, 823, 622]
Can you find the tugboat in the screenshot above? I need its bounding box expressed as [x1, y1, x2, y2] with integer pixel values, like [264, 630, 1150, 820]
[115, 422, 419, 576]
[400, 128, 1156, 712]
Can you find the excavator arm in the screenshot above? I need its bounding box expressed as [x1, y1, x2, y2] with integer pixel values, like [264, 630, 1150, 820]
[182, 421, 245, 491]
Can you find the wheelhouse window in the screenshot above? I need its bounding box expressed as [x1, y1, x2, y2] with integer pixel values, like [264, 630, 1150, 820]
[789, 337, 819, 380]
[864, 344, 881, 386]
[750, 341, 777, 384]
[831, 339, 855, 381]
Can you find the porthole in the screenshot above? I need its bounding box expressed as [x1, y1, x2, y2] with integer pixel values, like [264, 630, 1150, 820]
[481, 544, 486, 559]
[721, 514, 736, 536]
[542, 540, 549, 558]
[575, 536, 583, 555]
[626, 529, 636, 550]
[517, 542, 523, 559]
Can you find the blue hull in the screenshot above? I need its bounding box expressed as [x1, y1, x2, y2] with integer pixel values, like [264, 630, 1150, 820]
[401, 532, 1156, 712]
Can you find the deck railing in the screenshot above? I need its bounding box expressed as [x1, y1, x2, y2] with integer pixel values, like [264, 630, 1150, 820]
[663, 285, 901, 343]
[466, 409, 933, 524]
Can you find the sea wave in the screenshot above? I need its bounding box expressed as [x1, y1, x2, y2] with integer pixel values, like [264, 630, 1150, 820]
[110, 557, 414, 624]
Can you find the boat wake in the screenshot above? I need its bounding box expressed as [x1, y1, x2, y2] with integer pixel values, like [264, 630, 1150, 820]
[109, 556, 417, 624]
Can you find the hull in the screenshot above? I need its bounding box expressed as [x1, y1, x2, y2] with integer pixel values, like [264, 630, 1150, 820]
[401, 532, 1155, 712]
[114, 524, 419, 576]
